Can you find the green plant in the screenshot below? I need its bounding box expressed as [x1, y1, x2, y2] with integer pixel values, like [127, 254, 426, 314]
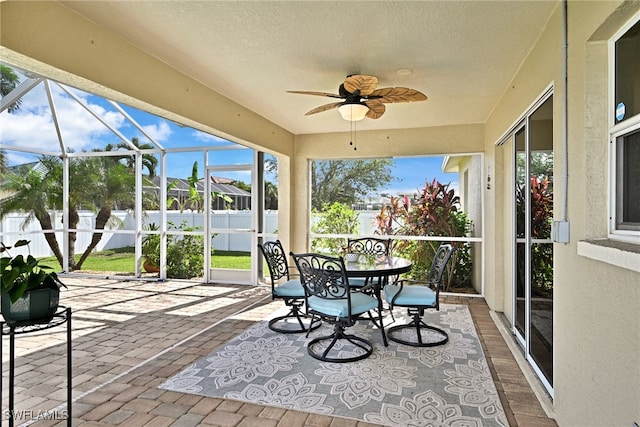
[516, 175, 553, 296]
[140, 221, 212, 278]
[141, 223, 160, 267]
[166, 221, 208, 279]
[311, 202, 360, 254]
[0, 240, 66, 303]
[375, 179, 474, 291]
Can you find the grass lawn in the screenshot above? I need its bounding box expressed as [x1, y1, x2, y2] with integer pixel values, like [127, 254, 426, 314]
[40, 247, 252, 274]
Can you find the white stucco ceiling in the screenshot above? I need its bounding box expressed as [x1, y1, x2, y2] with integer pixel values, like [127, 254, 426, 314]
[60, 1, 557, 135]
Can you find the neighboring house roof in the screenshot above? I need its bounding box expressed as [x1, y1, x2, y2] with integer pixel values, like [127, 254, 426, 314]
[4, 161, 47, 180]
[211, 183, 250, 197]
[148, 176, 250, 197]
[0, 161, 49, 202]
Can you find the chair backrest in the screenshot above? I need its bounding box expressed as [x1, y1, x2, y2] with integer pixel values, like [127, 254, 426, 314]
[347, 237, 391, 256]
[427, 244, 455, 294]
[290, 252, 351, 304]
[258, 240, 290, 285]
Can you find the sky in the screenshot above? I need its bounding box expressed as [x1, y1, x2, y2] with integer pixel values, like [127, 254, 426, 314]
[0, 69, 458, 200]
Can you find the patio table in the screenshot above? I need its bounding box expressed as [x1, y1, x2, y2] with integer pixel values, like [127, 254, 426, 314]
[344, 255, 412, 346]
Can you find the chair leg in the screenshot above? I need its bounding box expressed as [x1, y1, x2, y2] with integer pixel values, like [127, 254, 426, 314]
[306, 314, 321, 338]
[386, 312, 449, 347]
[268, 300, 321, 334]
[377, 308, 387, 346]
[365, 309, 388, 347]
[307, 324, 373, 363]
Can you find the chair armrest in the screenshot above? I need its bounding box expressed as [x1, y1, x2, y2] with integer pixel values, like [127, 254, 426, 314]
[396, 278, 436, 289]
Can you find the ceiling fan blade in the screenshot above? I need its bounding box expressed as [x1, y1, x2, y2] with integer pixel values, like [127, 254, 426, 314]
[287, 90, 343, 99]
[369, 87, 427, 103]
[305, 102, 344, 116]
[364, 99, 385, 119]
[343, 75, 379, 96]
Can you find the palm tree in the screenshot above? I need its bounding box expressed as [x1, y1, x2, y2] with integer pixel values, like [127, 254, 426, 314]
[264, 181, 278, 210]
[0, 64, 22, 113]
[0, 158, 65, 266]
[167, 161, 203, 212]
[0, 151, 6, 176]
[74, 157, 135, 269]
[1, 64, 23, 175]
[0, 150, 138, 271]
[104, 137, 158, 178]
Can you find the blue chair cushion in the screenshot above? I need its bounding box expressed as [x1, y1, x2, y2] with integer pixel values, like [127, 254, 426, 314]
[349, 277, 368, 287]
[308, 292, 378, 318]
[273, 279, 305, 298]
[384, 284, 436, 307]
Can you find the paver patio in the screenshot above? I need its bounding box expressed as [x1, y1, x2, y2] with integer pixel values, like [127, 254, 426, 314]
[1, 277, 557, 426]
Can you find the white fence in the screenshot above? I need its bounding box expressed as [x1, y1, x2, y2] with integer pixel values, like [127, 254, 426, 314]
[0, 210, 381, 258]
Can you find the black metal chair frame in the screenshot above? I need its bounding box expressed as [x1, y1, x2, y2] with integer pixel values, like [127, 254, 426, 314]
[385, 243, 455, 347]
[258, 240, 320, 334]
[291, 252, 382, 363]
[346, 237, 392, 288]
[346, 237, 391, 256]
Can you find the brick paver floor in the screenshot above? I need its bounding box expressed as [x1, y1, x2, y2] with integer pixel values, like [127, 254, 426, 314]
[0, 278, 558, 426]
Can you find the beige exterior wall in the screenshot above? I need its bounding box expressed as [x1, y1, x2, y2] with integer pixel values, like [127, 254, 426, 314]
[485, 2, 640, 426]
[454, 156, 483, 293]
[3, 0, 640, 425]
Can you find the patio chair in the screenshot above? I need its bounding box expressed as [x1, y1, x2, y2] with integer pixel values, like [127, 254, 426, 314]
[291, 252, 382, 363]
[383, 243, 454, 347]
[346, 237, 392, 288]
[258, 240, 321, 334]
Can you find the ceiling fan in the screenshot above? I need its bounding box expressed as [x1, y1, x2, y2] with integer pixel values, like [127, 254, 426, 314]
[287, 74, 427, 121]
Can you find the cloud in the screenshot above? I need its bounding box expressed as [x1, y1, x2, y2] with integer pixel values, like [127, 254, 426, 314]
[1, 109, 61, 152]
[191, 130, 229, 144]
[0, 81, 129, 155]
[142, 121, 172, 142]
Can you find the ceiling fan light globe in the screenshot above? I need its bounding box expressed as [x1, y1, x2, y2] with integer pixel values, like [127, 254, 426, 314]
[338, 103, 368, 121]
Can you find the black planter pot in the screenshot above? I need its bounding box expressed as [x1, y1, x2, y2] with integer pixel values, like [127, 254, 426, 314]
[1, 286, 60, 324]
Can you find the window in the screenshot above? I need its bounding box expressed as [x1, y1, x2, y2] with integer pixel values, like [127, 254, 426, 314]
[610, 17, 640, 239]
[614, 19, 640, 124]
[615, 129, 640, 230]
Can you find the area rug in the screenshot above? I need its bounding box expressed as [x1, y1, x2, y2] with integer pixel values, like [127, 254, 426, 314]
[159, 304, 508, 427]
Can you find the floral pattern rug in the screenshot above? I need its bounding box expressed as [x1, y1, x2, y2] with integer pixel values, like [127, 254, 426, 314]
[159, 304, 508, 427]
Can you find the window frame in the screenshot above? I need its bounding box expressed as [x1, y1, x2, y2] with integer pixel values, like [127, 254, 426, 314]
[608, 14, 640, 243]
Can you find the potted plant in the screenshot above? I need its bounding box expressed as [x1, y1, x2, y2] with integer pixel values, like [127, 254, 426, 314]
[0, 239, 66, 324]
[141, 223, 160, 273]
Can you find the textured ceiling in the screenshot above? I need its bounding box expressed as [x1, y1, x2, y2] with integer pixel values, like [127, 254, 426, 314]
[60, 1, 557, 135]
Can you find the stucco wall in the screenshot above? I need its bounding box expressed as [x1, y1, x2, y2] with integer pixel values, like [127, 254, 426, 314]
[459, 156, 484, 293]
[3, 1, 640, 425]
[485, 1, 640, 425]
[557, 2, 640, 425]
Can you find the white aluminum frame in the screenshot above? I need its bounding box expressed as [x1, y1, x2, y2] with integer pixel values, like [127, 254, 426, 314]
[509, 90, 555, 398]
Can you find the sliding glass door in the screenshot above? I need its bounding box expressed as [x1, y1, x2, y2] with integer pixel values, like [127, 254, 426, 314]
[513, 94, 554, 395]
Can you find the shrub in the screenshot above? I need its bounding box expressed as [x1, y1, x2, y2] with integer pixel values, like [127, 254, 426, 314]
[516, 175, 553, 296]
[375, 179, 473, 291]
[142, 221, 212, 279]
[311, 202, 359, 254]
[166, 221, 209, 279]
